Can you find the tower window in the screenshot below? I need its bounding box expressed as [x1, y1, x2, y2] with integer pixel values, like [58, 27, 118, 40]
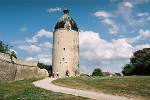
[62, 58, 64, 61]
[63, 48, 65, 50]
[60, 62, 61, 64]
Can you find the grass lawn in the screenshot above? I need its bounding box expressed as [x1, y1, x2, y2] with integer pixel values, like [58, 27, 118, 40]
[0, 78, 90, 100]
[52, 76, 150, 100]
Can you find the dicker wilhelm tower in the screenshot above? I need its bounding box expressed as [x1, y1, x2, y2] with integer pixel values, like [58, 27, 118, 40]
[52, 7, 79, 77]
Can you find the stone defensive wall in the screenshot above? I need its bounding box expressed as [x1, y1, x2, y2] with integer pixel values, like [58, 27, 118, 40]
[0, 52, 48, 83]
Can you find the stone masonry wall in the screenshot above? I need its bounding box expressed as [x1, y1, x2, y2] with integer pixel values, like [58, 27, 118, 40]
[0, 52, 45, 83]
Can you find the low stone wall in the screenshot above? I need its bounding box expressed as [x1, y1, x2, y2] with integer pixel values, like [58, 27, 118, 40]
[0, 52, 48, 83]
[0, 60, 17, 83]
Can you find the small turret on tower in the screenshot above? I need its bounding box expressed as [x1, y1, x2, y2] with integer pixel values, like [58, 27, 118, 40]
[63, 7, 69, 14]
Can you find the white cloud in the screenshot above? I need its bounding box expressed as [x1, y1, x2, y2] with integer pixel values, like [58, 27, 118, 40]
[117, 1, 148, 26]
[147, 16, 150, 20]
[36, 54, 52, 64]
[135, 44, 150, 50]
[25, 29, 53, 43]
[26, 37, 38, 43]
[102, 18, 119, 34]
[102, 18, 114, 25]
[130, 30, 135, 33]
[94, 10, 121, 34]
[137, 12, 149, 16]
[39, 58, 52, 64]
[110, 0, 118, 2]
[94, 11, 114, 18]
[16, 29, 53, 65]
[37, 54, 51, 58]
[79, 30, 150, 74]
[20, 26, 27, 33]
[39, 42, 52, 48]
[39, 42, 52, 52]
[35, 29, 53, 38]
[130, 0, 150, 5]
[25, 57, 37, 61]
[123, 1, 133, 8]
[126, 29, 150, 43]
[79, 29, 150, 74]
[80, 30, 133, 60]
[18, 45, 41, 53]
[47, 7, 61, 13]
[117, 2, 134, 25]
[119, 35, 125, 38]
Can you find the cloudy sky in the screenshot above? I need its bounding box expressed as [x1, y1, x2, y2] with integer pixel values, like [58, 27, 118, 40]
[0, 0, 150, 75]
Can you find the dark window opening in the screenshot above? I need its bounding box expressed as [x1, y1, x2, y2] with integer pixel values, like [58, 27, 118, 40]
[63, 48, 65, 50]
[62, 58, 64, 61]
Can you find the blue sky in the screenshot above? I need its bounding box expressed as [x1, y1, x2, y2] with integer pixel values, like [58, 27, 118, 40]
[0, 0, 150, 75]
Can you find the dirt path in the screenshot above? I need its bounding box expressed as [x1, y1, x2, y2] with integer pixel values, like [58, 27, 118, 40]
[33, 78, 133, 100]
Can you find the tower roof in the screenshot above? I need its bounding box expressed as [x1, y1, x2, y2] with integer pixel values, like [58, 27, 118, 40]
[54, 7, 78, 31]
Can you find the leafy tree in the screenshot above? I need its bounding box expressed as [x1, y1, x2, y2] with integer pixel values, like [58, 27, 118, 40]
[122, 48, 150, 76]
[10, 51, 17, 59]
[37, 61, 52, 75]
[122, 64, 134, 76]
[115, 73, 121, 76]
[0, 41, 5, 53]
[92, 68, 103, 76]
[0, 41, 13, 53]
[0, 40, 17, 59]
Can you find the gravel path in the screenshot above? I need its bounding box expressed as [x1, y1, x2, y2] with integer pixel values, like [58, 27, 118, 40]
[33, 77, 133, 100]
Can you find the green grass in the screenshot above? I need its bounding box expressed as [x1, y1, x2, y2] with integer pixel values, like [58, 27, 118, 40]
[52, 76, 150, 100]
[0, 78, 91, 100]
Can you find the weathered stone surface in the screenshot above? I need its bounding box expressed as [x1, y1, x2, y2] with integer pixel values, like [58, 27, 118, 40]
[0, 60, 17, 83]
[38, 68, 49, 78]
[0, 52, 40, 83]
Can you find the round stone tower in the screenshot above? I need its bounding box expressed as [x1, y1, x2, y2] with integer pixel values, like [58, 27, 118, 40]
[52, 7, 79, 77]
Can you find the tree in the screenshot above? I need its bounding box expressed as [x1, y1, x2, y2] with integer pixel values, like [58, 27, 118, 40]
[10, 51, 17, 59]
[0, 41, 12, 53]
[0, 41, 5, 53]
[122, 48, 150, 76]
[0, 40, 17, 59]
[37, 62, 52, 75]
[114, 73, 121, 76]
[122, 64, 134, 76]
[92, 68, 103, 76]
